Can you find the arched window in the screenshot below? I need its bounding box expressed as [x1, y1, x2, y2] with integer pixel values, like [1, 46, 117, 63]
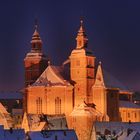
[36, 97, 42, 114]
[55, 97, 61, 114]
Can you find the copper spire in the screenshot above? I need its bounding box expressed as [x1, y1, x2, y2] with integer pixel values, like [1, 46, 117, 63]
[30, 20, 42, 52]
[78, 19, 85, 34]
[76, 19, 88, 49]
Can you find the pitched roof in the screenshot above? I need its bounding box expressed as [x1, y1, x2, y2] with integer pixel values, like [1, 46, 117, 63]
[94, 63, 129, 91]
[94, 122, 140, 136]
[32, 65, 71, 87]
[22, 113, 68, 132]
[28, 130, 78, 140]
[0, 102, 9, 114]
[0, 102, 13, 129]
[119, 101, 140, 109]
[118, 131, 140, 140]
[103, 69, 128, 90]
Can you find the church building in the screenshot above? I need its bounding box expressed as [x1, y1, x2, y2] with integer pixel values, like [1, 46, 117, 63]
[23, 19, 140, 139]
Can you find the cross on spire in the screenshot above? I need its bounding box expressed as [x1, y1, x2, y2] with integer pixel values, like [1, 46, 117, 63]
[35, 18, 38, 30]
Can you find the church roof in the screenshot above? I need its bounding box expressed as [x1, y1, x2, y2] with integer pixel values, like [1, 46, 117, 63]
[119, 101, 140, 109]
[32, 65, 71, 87]
[94, 63, 129, 91]
[103, 69, 129, 91]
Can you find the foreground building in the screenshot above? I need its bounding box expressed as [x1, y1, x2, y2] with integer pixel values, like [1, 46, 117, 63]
[94, 121, 140, 140]
[0, 102, 12, 129]
[28, 130, 78, 140]
[0, 125, 26, 140]
[23, 20, 140, 139]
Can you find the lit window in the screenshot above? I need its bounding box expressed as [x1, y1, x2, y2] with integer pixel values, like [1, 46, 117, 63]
[36, 97, 42, 114]
[128, 113, 130, 118]
[135, 113, 137, 118]
[55, 97, 61, 114]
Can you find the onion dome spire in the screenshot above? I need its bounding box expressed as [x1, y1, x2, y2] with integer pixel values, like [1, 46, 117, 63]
[76, 19, 88, 49]
[30, 21, 42, 52]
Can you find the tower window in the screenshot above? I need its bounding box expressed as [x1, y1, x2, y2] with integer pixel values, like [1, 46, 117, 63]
[36, 97, 42, 114]
[78, 40, 82, 46]
[55, 97, 61, 114]
[87, 59, 92, 66]
[76, 60, 80, 66]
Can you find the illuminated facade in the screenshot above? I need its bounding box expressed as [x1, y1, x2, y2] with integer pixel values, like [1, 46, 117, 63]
[24, 24, 48, 110]
[24, 20, 140, 140]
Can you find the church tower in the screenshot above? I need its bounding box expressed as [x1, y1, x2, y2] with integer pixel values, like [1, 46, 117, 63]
[69, 20, 96, 106]
[24, 23, 48, 86]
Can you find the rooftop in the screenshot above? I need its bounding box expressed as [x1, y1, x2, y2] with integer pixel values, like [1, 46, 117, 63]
[119, 100, 140, 109]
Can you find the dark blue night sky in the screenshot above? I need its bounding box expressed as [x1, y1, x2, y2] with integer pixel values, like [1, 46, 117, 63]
[0, 0, 140, 91]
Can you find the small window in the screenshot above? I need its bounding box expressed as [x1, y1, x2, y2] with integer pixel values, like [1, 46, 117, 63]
[110, 93, 114, 98]
[55, 97, 61, 114]
[36, 97, 42, 114]
[135, 113, 137, 118]
[128, 113, 130, 118]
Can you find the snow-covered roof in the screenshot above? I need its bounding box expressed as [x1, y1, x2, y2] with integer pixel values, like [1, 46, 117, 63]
[95, 63, 130, 91]
[118, 130, 140, 140]
[70, 102, 102, 117]
[94, 122, 140, 135]
[32, 65, 71, 86]
[119, 101, 140, 109]
[103, 69, 128, 91]
[25, 52, 46, 59]
[22, 113, 68, 132]
[0, 91, 22, 99]
[95, 122, 140, 140]
[28, 130, 78, 140]
[71, 48, 94, 57]
[47, 116, 68, 130]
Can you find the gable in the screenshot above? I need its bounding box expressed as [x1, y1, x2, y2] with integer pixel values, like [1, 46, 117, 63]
[94, 63, 128, 90]
[94, 63, 105, 87]
[32, 65, 71, 86]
